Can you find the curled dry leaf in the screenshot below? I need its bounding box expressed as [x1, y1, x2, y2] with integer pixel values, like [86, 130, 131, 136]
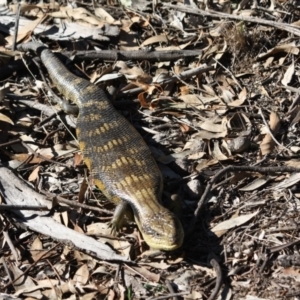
[73, 264, 89, 285]
[94, 8, 115, 24]
[274, 172, 300, 189]
[140, 34, 168, 47]
[211, 211, 259, 237]
[281, 62, 295, 86]
[11, 264, 43, 298]
[179, 123, 190, 133]
[30, 237, 43, 250]
[0, 112, 14, 125]
[260, 111, 281, 155]
[28, 166, 41, 182]
[50, 7, 104, 26]
[115, 61, 152, 83]
[195, 158, 219, 171]
[239, 176, 269, 191]
[179, 94, 205, 109]
[257, 42, 299, 61]
[211, 140, 228, 161]
[0, 83, 10, 101]
[228, 87, 247, 107]
[138, 92, 150, 108]
[221, 89, 235, 103]
[199, 118, 227, 133]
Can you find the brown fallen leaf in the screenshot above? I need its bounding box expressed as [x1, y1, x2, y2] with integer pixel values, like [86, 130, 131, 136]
[50, 7, 104, 26]
[211, 140, 228, 161]
[260, 111, 281, 155]
[211, 211, 259, 237]
[179, 123, 191, 133]
[281, 267, 300, 278]
[274, 173, 300, 189]
[73, 264, 89, 285]
[0, 112, 14, 125]
[10, 153, 52, 164]
[281, 62, 295, 86]
[28, 166, 41, 182]
[6, 15, 46, 45]
[140, 34, 168, 47]
[257, 42, 299, 60]
[239, 176, 269, 191]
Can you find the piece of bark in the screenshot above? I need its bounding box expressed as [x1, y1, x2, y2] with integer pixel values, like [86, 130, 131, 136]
[0, 165, 128, 262]
[61, 49, 201, 62]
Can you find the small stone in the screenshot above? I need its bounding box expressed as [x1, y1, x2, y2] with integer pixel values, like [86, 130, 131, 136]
[227, 136, 250, 153]
[186, 179, 202, 199]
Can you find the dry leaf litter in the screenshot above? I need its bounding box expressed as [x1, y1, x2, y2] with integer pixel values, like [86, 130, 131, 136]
[0, 0, 300, 299]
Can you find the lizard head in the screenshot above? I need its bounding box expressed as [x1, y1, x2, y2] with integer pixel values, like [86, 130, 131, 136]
[134, 206, 184, 251]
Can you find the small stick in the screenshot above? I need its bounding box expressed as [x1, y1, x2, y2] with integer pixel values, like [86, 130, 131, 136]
[269, 239, 300, 254]
[12, 3, 21, 51]
[146, 292, 190, 300]
[165, 279, 179, 300]
[3, 231, 19, 261]
[41, 190, 113, 215]
[0, 204, 48, 211]
[208, 258, 223, 300]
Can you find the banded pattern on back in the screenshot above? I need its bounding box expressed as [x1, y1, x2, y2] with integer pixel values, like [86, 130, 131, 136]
[17, 42, 184, 250]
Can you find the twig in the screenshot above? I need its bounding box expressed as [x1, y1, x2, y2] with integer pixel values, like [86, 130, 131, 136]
[12, 3, 21, 51]
[113, 264, 122, 295]
[19, 141, 71, 168]
[268, 239, 300, 254]
[162, 3, 300, 37]
[1, 257, 13, 286]
[36, 110, 64, 128]
[147, 292, 190, 300]
[165, 280, 179, 300]
[3, 231, 19, 262]
[0, 138, 58, 149]
[0, 139, 22, 148]
[207, 258, 223, 300]
[40, 190, 113, 215]
[0, 204, 48, 211]
[187, 165, 300, 235]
